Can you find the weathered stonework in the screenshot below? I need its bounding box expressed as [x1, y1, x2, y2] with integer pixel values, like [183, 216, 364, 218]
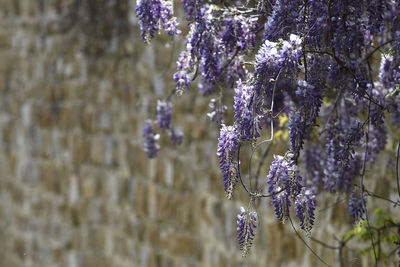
[0, 1, 399, 267]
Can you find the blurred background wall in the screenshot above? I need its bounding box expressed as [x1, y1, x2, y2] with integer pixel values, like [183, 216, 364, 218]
[0, 1, 398, 267]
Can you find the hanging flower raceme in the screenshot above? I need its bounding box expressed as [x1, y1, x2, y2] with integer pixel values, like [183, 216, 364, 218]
[348, 186, 368, 223]
[135, 0, 400, 257]
[182, 0, 203, 19]
[303, 144, 324, 194]
[143, 120, 160, 158]
[156, 100, 173, 131]
[294, 188, 316, 235]
[267, 152, 315, 230]
[289, 80, 322, 155]
[323, 121, 363, 192]
[217, 125, 240, 199]
[136, 0, 180, 42]
[237, 207, 258, 257]
[263, 0, 304, 41]
[254, 34, 302, 101]
[168, 127, 184, 145]
[234, 78, 262, 141]
[366, 124, 387, 163]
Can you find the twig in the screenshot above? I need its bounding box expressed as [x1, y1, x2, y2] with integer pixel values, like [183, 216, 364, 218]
[364, 189, 400, 206]
[364, 39, 394, 61]
[396, 141, 400, 198]
[288, 215, 332, 267]
[310, 236, 339, 250]
[254, 144, 271, 189]
[237, 145, 251, 195]
[360, 67, 378, 266]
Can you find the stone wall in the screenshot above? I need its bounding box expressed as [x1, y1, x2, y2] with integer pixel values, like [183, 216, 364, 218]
[0, 1, 398, 267]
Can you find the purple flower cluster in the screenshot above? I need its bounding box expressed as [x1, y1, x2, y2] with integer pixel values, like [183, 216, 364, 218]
[323, 122, 363, 192]
[156, 100, 172, 131]
[182, 0, 203, 19]
[233, 78, 262, 140]
[267, 155, 291, 222]
[173, 4, 259, 96]
[254, 34, 302, 99]
[379, 54, 400, 126]
[136, 0, 400, 255]
[169, 127, 183, 145]
[379, 54, 399, 90]
[221, 15, 258, 53]
[294, 188, 316, 235]
[263, 0, 303, 41]
[217, 125, 240, 199]
[303, 143, 324, 194]
[143, 100, 184, 158]
[237, 207, 258, 257]
[267, 152, 315, 233]
[348, 187, 367, 223]
[135, 0, 180, 42]
[174, 50, 194, 96]
[366, 124, 387, 163]
[143, 120, 160, 158]
[289, 80, 322, 155]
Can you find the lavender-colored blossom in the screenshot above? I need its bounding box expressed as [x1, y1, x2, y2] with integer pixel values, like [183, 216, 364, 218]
[328, 1, 365, 60]
[135, 0, 180, 42]
[174, 4, 259, 96]
[198, 33, 222, 95]
[172, 21, 203, 95]
[271, 188, 291, 222]
[237, 207, 258, 257]
[217, 125, 240, 199]
[267, 153, 303, 222]
[304, 144, 324, 194]
[169, 127, 184, 145]
[289, 80, 322, 155]
[263, 0, 303, 41]
[379, 54, 398, 90]
[174, 50, 194, 95]
[294, 188, 316, 235]
[156, 100, 173, 131]
[226, 56, 247, 87]
[221, 15, 258, 53]
[234, 79, 262, 140]
[143, 120, 160, 158]
[217, 15, 258, 87]
[348, 187, 367, 222]
[182, 0, 203, 19]
[366, 0, 389, 35]
[254, 34, 302, 99]
[366, 124, 387, 163]
[323, 122, 363, 192]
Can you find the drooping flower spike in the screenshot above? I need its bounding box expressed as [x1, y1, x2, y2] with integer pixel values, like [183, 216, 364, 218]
[237, 206, 258, 257]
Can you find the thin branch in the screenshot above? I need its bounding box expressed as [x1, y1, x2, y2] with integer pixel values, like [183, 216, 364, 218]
[360, 67, 378, 266]
[288, 215, 332, 267]
[396, 140, 400, 198]
[364, 39, 394, 61]
[254, 144, 272, 189]
[250, 67, 284, 152]
[364, 189, 400, 206]
[310, 236, 339, 250]
[237, 145, 251, 195]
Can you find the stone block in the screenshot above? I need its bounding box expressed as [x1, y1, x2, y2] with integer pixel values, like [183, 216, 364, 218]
[90, 135, 105, 165]
[134, 180, 148, 219]
[70, 129, 89, 165]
